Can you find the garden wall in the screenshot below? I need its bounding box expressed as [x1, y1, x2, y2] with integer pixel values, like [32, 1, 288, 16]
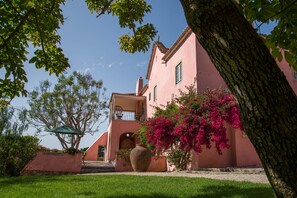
[22, 151, 82, 175]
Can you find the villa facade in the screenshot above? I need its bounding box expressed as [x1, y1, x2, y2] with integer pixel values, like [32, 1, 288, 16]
[85, 27, 297, 170]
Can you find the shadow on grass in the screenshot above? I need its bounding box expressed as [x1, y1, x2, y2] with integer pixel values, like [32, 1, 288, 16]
[188, 184, 275, 198]
[0, 175, 63, 188]
[106, 193, 177, 198]
[105, 185, 274, 198]
[0, 175, 274, 198]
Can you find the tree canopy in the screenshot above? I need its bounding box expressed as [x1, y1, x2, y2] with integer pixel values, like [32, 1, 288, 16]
[238, 0, 297, 68]
[1, 0, 296, 104]
[0, 106, 28, 135]
[28, 71, 108, 151]
[0, 0, 69, 105]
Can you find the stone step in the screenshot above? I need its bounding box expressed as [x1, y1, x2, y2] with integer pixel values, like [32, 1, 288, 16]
[80, 161, 115, 173]
[80, 167, 115, 173]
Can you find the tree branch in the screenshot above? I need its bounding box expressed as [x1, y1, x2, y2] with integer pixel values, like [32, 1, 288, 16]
[96, 0, 114, 17]
[256, 0, 297, 29]
[0, 8, 34, 51]
[33, 9, 49, 66]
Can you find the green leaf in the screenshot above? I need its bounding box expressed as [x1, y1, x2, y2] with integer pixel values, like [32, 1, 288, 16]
[284, 51, 294, 65]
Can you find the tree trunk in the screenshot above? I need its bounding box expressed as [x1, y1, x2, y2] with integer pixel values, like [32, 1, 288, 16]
[180, 0, 297, 197]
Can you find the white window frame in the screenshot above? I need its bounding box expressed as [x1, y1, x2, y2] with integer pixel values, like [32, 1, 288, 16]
[153, 85, 157, 101]
[175, 62, 182, 84]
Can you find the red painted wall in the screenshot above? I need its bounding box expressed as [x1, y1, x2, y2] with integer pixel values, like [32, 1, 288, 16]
[107, 120, 141, 161]
[233, 128, 262, 167]
[85, 132, 108, 161]
[23, 151, 82, 175]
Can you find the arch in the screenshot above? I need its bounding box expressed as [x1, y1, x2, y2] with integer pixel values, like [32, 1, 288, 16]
[119, 132, 135, 150]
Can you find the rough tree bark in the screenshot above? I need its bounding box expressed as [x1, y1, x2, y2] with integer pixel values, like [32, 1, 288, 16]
[180, 0, 297, 197]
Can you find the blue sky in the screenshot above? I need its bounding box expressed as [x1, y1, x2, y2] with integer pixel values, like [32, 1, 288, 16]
[8, 0, 188, 149]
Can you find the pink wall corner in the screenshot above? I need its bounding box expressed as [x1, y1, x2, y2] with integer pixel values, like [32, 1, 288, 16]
[85, 132, 108, 161]
[193, 128, 234, 169]
[23, 151, 82, 175]
[233, 128, 262, 167]
[108, 120, 141, 161]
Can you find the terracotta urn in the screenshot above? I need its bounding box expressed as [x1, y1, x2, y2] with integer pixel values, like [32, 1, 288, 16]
[130, 144, 152, 172]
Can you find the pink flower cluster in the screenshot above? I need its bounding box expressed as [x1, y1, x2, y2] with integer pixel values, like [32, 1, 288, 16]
[145, 88, 243, 156]
[146, 116, 176, 153]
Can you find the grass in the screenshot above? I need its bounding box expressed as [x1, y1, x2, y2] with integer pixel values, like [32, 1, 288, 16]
[0, 174, 274, 198]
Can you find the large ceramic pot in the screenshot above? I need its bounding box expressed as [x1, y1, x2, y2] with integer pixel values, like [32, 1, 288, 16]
[130, 144, 152, 172]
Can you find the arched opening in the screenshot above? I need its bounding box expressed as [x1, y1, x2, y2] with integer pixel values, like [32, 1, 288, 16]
[119, 132, 135, 150]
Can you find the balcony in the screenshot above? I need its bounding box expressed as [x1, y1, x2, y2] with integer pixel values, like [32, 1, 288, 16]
[109, 93, 146, 122]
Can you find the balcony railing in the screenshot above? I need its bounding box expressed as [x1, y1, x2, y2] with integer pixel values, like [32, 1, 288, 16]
[114, 111, 136, 121]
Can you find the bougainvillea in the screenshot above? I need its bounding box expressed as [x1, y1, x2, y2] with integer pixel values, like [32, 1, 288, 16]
[145, 86, 243, 159]
[145, 116, 176, 153]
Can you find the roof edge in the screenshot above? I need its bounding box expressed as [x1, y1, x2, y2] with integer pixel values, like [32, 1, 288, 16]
[162, 26, 192, 61]
[145, 42, 168, 80]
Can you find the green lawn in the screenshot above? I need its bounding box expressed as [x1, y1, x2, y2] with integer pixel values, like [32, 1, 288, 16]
[0, 174, 274, 198]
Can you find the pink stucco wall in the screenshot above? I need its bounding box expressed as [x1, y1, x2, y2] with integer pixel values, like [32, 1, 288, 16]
[142, 29, 267, 169]
[232, 128, 262, 167]
[107, 120, 141, 161]
[115, 156, 167, 172]
[166, 123, 261, 170]
[144, 33, 198, 117]
[85, 132, 107, 161]
[278, 56, 297, 94]
[195, 39, 228, 91]
[22, 151, 82, 175]
[189, 125, 234, 169]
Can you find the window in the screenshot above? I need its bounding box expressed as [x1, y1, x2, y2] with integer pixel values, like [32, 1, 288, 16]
[97, 146, 105, 160]
[153, 85, 157, 101]
[175, 62, 182, 84]
[149, 93, 151, 101]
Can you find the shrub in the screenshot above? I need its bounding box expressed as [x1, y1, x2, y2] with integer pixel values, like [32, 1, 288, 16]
[0, 135, 39, 176]
[116, 149, 132, 163]
[167, 149, 191, 171]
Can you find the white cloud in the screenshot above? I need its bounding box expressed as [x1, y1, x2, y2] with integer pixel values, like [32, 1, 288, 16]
[136, 60, 147, 68]
[76, 67, 95, 74]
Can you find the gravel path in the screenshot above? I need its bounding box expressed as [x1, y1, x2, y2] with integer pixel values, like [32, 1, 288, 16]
[83, 170, 270, 184]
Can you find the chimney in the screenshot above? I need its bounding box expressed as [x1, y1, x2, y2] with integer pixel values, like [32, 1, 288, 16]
[135, 77, 143, 96]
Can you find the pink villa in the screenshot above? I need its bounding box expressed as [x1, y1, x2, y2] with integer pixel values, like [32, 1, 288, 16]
[85, 27, 297, 171]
